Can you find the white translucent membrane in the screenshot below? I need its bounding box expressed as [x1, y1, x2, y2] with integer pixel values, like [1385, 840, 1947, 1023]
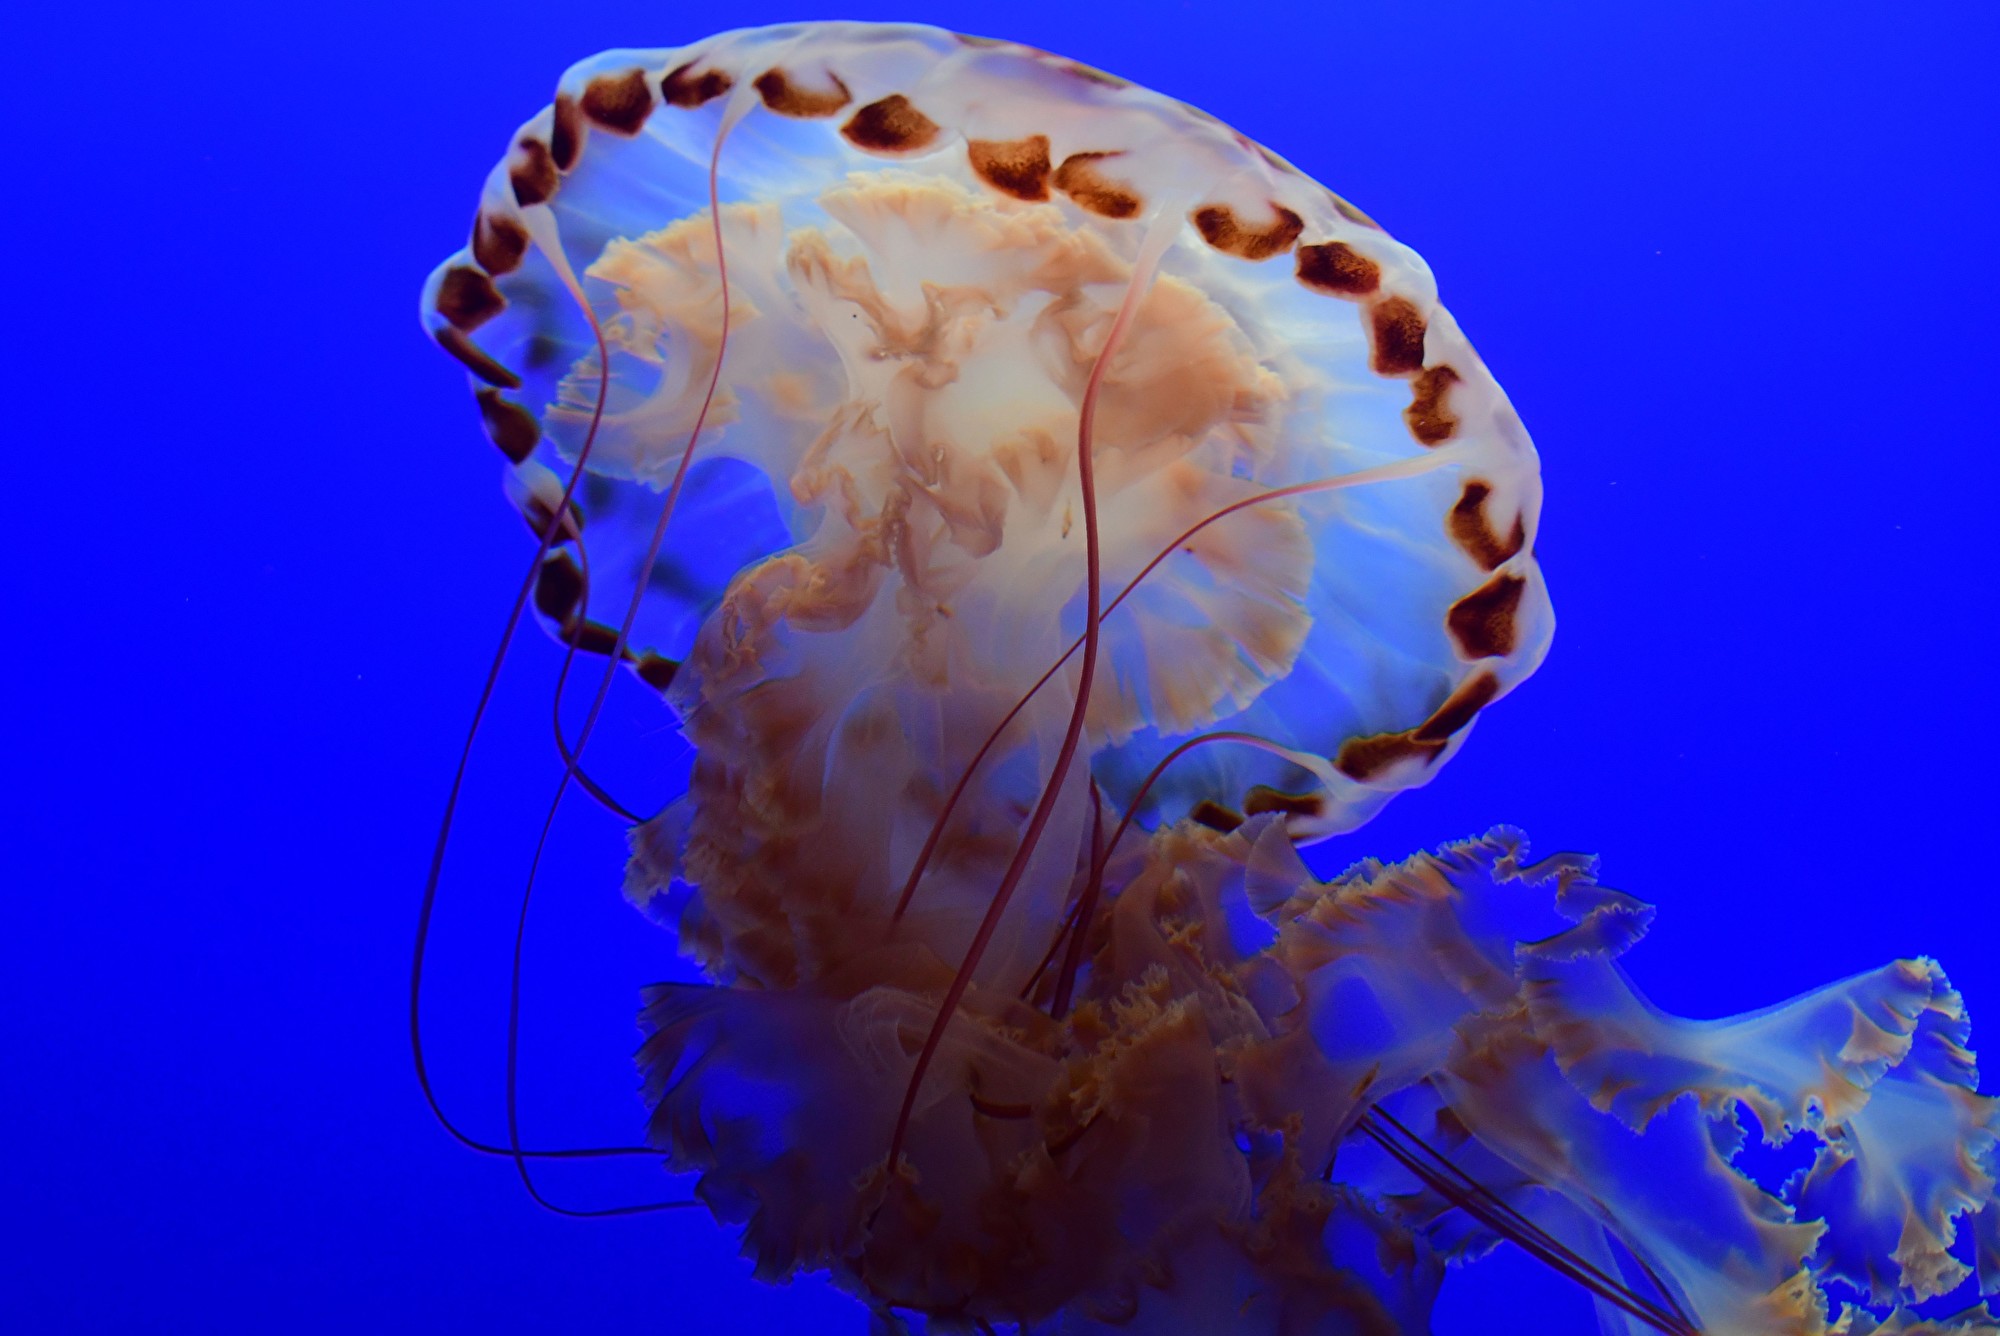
[420, 21, 1551, 998]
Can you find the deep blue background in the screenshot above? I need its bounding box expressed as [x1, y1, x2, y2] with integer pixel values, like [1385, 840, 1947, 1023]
[8, 1, 1996, 1330]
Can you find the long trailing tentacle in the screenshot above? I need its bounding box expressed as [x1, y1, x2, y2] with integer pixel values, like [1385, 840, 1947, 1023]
[500, 93, 747, 1217]
[410, 153, 717, 1194]
[409, 196, 647, 1168]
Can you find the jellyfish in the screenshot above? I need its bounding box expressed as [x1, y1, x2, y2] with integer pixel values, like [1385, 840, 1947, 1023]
[415, 22, 2000, 1335]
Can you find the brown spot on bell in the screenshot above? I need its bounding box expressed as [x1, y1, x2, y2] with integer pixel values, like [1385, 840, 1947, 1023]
[1295, 242, 1381, 297]
[841, 95, 941, 154]
[1191, 202, 1304, 260]
[754, 67, 852, 117]
[583, 69, 654, 134]
[1367, 296, 1428, 376]
[661, 62, 732, 108]
[1052, 151, 1142, 219]
[1447, 573, 1526, 659]
[967, 135, 1052, 201]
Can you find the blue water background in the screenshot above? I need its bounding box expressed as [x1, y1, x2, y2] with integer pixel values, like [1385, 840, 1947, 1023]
[8, 1, 1996, 1330]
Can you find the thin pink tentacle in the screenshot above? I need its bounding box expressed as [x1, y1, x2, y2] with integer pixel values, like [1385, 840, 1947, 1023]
[550, 530, 647, 824]
[1016, 781, 1106, 1005]
[889, 450, 1447, 923]
[501, 117, 739, 1217]
[1356, 1112, 1696, 1335]
[410, 220, 628, 1166]
[1050, 730, 1283, 1015]
[885, 224, 1173, 1174]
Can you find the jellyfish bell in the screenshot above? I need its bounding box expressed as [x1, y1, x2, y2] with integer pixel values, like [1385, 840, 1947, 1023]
[417, 21, 1999, 1336]
[419, 20, 1553, 994]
